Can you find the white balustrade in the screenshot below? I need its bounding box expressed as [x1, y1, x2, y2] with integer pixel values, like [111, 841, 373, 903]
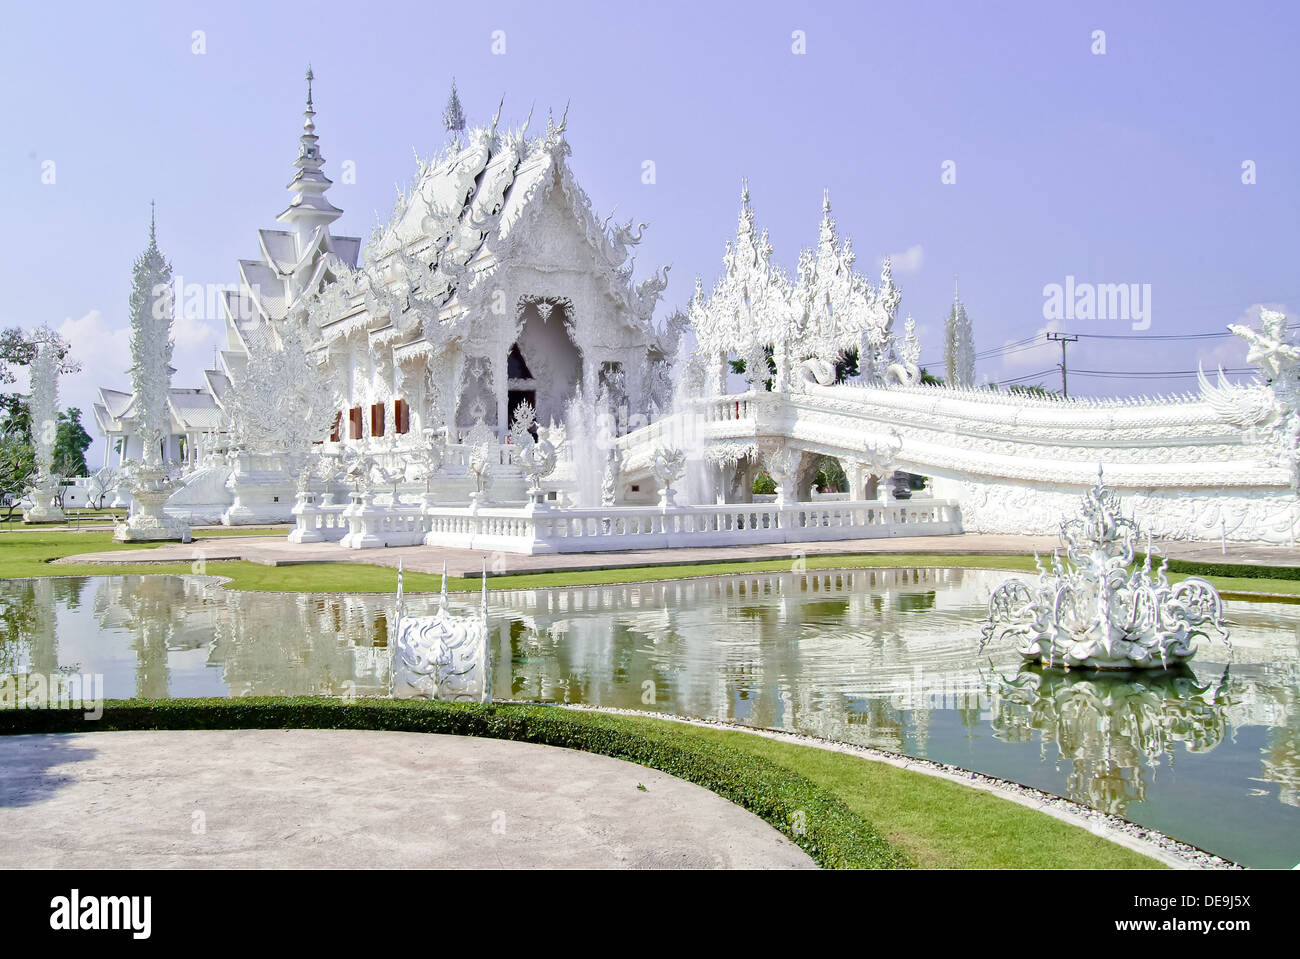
[418, 497, 960, 554]
[288, 494, 350, 543]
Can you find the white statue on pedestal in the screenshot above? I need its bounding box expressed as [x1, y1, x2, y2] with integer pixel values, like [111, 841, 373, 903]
[509, 400, 558, 507]
[651, 447, 686, 507]
[22, 329, 66, 524]
[116, 208, 192, 543]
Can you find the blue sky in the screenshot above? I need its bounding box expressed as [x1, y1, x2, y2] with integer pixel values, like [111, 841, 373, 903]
[3, 0, 1297, 464]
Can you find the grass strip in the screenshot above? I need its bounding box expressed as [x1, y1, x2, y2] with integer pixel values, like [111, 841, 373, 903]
[0, 697, 1163, 869]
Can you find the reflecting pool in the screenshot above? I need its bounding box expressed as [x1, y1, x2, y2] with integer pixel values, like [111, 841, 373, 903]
[2, 569, 1298, 867]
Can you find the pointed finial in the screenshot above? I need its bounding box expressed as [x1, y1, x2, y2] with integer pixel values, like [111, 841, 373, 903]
[149, 199, 156, 244]
[306, 65, 314, 108]
[439, 561, 448, 606]
[443, 77, 466, 134]
[954, 274, 960, 303]
[740, 177, 750, 206]
[822, 188, 831, 215]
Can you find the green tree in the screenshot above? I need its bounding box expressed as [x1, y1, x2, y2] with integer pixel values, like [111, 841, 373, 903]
[0, 395, 30, 443]
[731, 346, 860, 389]
[0, 327, 77, 387]
[0, 435, 35, 520]
[0, 328, 80, 504]
[52, 408, 92, 478]
[812, 456, 847, 493]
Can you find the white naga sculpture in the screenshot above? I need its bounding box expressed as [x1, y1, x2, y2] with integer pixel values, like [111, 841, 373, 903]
[392, 561, 491, 702]
[981, 468, 1229, 670]
[883, 316, 922, 386]
[1201, 307, 1300, 490]
[22, 330, 65, 523]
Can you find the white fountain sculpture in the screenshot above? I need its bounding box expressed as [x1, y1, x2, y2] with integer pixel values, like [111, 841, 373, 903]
[22, 331, 65, 524]
[392, 561, 491, 702]
[650, 447, 687, 507]
[981, 468, 1229, 670]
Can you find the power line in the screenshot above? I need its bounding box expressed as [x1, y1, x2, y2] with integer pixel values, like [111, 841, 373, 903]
[1072, 330, 1236, 341]
[1070, 367, 1255, 378]
[922, 320, 1300, 367]
[995, 368, 1059, 386]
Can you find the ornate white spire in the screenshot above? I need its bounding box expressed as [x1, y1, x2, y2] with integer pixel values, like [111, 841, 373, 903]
[278, 65, 343, 250]
[945, 278, 976, 388]
[128, 207, 174, 466]
[443, 77, 466, 134]
[28, 327, 59, 479]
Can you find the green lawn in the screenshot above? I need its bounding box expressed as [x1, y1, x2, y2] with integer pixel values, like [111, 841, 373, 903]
[0, 698, 1166, 869]
[682, 725, 1159, 868]
[1, 527, 1298, 598]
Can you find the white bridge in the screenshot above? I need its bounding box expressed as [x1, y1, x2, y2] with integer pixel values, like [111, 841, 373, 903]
[614, 376, 1297, 546]
[280, 373, 1292, 552]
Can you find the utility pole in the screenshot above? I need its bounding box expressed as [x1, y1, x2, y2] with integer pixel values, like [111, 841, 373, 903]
[1046, 332, 1079, 397]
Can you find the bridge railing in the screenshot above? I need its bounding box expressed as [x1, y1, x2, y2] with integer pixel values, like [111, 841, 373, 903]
[423, 497, 960, 554]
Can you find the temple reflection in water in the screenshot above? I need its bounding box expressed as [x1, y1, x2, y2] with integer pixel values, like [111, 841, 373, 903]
[2, 567, 1299, 866]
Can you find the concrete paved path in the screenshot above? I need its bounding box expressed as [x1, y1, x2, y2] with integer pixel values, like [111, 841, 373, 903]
[0, 730, 813, 869]
[55, 530, 1300, 579]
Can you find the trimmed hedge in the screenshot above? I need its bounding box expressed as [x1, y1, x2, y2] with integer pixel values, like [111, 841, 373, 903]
[0, 697, 912, 870]
[1133, 553, 1300, 583]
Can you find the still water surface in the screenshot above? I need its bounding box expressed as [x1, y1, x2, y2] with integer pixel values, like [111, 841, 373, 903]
[3, 568, 1297, 867]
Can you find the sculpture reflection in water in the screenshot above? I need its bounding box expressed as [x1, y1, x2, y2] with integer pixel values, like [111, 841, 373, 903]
[8, 570, 1295, 818]
[392, 562, 491, 702]
[983, 467, 1229, 670]
[989, 665, 1232, 815]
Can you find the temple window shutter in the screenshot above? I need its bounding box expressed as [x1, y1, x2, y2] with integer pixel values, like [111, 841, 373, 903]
[329, 412, 342, 442]
[371, 402, 385, 437]
[348, 406, 363, 439]
[394, 398, 410, 434]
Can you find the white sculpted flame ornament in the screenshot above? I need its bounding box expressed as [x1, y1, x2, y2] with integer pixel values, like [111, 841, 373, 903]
[508, 400, 558, 496]
[392, 562, 490, 702]
[650, 447, 687, 506]
[981, 468, 1229, 669]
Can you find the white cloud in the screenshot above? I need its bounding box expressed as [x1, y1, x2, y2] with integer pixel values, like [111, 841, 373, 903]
[884, 244, 924, 274]
[173, 309, 217, 352]
[997, 319, 1060, 371]
[56, 309, 132, 399]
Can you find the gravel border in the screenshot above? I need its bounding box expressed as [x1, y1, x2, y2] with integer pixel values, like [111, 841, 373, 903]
[547, 702, 1242, 870]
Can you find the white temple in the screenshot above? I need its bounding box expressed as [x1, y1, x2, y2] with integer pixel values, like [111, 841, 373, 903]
[92, 71, 1300, 549]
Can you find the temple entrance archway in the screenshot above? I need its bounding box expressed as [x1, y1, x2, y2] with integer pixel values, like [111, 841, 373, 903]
[513, 296, 580, 427]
